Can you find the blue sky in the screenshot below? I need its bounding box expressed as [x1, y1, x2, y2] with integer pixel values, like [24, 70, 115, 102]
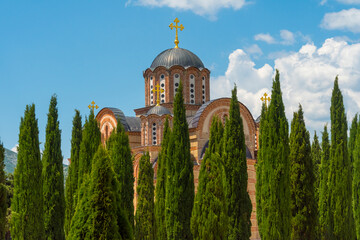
[1, 0, 360, 162]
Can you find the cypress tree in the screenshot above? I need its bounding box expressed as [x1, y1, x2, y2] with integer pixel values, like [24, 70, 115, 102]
[311, 131, 321, 208]
[165, 82, 194, 239]
[319, 125, 330, 239]
[11, 104, 44, 239]
[289, 105, 317, 239]
[257, 70, 291, 239]
[42, 95, 65, 240]
[354, 116, 360, 240]
[256, 103, 267, 239]
[77, 109, 101, 188]
[69, 110, 101, 239]
[349, 114, 358, 168]
[0, 142, 6, 239]
[223, 86, 252, 240]
[107, 120, 134, 230]
[327, 77, 355, 239]
[155, 118, 171, 240]
[88, 146, 122, 240]
[64, 110, 82, 236]
[191, 117, 228, 240]
[135, 152, 155, 240]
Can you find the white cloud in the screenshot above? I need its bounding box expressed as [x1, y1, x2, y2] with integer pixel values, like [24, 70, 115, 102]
[11, 144, 18, 153]
[126, 0, 246, 18]
[321, 8, 360, 33]
[337, 0, 360, 4]
[244, 44, 263, 57]
[254, 33, 276, 44]
[211, 38, 360, 134]
[280, 30, 295, 45]
[254, 30, 307, 46]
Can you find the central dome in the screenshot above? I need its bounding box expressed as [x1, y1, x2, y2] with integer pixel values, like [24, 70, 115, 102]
[150, 48, 204, 69]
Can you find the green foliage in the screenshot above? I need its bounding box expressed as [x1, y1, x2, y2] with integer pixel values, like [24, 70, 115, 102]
[165, 82, 194, 239]
[223, 86, 252, 240]
[135, 153, 155, 240]
[5, 173, 13, 240]
[155, 118, 170, 240]
[349, 114, 358, 168]
[107, 121, 134, 231]
[327, 77, 355, 239]
[0, 142, 6, 239]
[255, 103, 267, 239]
[353, 116, 360, 239]
[89, 146, 123, 240]
[191, 117, 228, 240]
[42, 95, 65, 240]
[77, 109, 101, 189]
[69, 146, 132, 240]
[257, 70, 291, 240]
[319, 126, 330, 239]
[11, 104, 44, 240]
[64, 110, 82, 236]
[311, 132, 321, 210]
[289, 105, 317, 239]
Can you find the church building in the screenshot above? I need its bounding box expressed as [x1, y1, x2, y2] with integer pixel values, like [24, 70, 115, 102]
[96, 18, 260, 240]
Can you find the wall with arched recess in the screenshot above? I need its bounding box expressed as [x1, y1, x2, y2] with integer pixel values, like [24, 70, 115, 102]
[194, 98, 256, 160]
[96, 108, 118, 144]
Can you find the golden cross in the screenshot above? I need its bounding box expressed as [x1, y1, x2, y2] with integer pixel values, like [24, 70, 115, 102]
[152, 84, 164, 106]
[88, 101, 99, 110]
[261, 93, 271, 108]
[169, 18, 184, 49]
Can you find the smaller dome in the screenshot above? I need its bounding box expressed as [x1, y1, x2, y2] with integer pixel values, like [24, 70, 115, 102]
[146, 105, 172, 116]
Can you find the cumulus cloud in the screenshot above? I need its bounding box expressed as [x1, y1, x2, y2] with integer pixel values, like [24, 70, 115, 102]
[321, 8, 360, 33]
[126, 0, 246, 18]
[337, 0, 360, 4]
[212, 38, 360, 134]
[254, 33, 276, 44]
[254, 30, 306, 45]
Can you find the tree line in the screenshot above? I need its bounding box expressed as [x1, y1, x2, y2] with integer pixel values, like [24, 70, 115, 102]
[0, 71, 359, 239]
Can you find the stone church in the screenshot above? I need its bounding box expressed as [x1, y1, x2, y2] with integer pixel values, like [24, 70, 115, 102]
[96, 19, 260, 240]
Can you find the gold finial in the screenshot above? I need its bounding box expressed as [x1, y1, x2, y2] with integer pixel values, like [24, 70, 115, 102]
[88, 101, 99, 110]
[169, 18, 184, 49]
[152, 84, 164, 106]
[260, 93, 271, 108]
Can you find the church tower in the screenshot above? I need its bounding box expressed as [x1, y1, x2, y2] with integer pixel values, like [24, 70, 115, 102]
[96, 18, 260, 239]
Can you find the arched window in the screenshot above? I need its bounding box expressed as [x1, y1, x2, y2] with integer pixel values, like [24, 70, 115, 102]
[202, 76, 206, 104]
[174, 73, 180, 97]
[152, 122, 157, 145]
[189, 74, 195, 104]
[150, 76, 154, 106]
[160, 74, 165, 104]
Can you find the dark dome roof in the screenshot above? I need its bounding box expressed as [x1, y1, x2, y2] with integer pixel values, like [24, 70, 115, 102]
[146, 105, 172, 116]
[150, 48, 205, 69]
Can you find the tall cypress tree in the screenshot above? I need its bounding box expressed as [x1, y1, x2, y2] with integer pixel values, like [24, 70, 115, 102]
[327, 77, 355, 239]
[42, 95, 65, 240]
[319, 125, 330, 239]
[223, 86, 252, 240]
[289, 105, 317, 239]
[69, 110, 101, 238]
[349, 115, 358, 168]
[11, 104, 44, 239]
[135, 153, 155, 240]
[155, 118, 171, 240]
[77, 109, 101, 189]
[354, 116, 360, 240]
[256, 103, 267, 239]
[88, 146, 122, 240]
[311, 131, 321, 209]
[191, 117, 228, 240]
[165, 82, 194, 239]
[0, 141, 6, 239]
[107, 120, 134, 230]
[64, 110, 82, 236]
[257, 70, 291, 239]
